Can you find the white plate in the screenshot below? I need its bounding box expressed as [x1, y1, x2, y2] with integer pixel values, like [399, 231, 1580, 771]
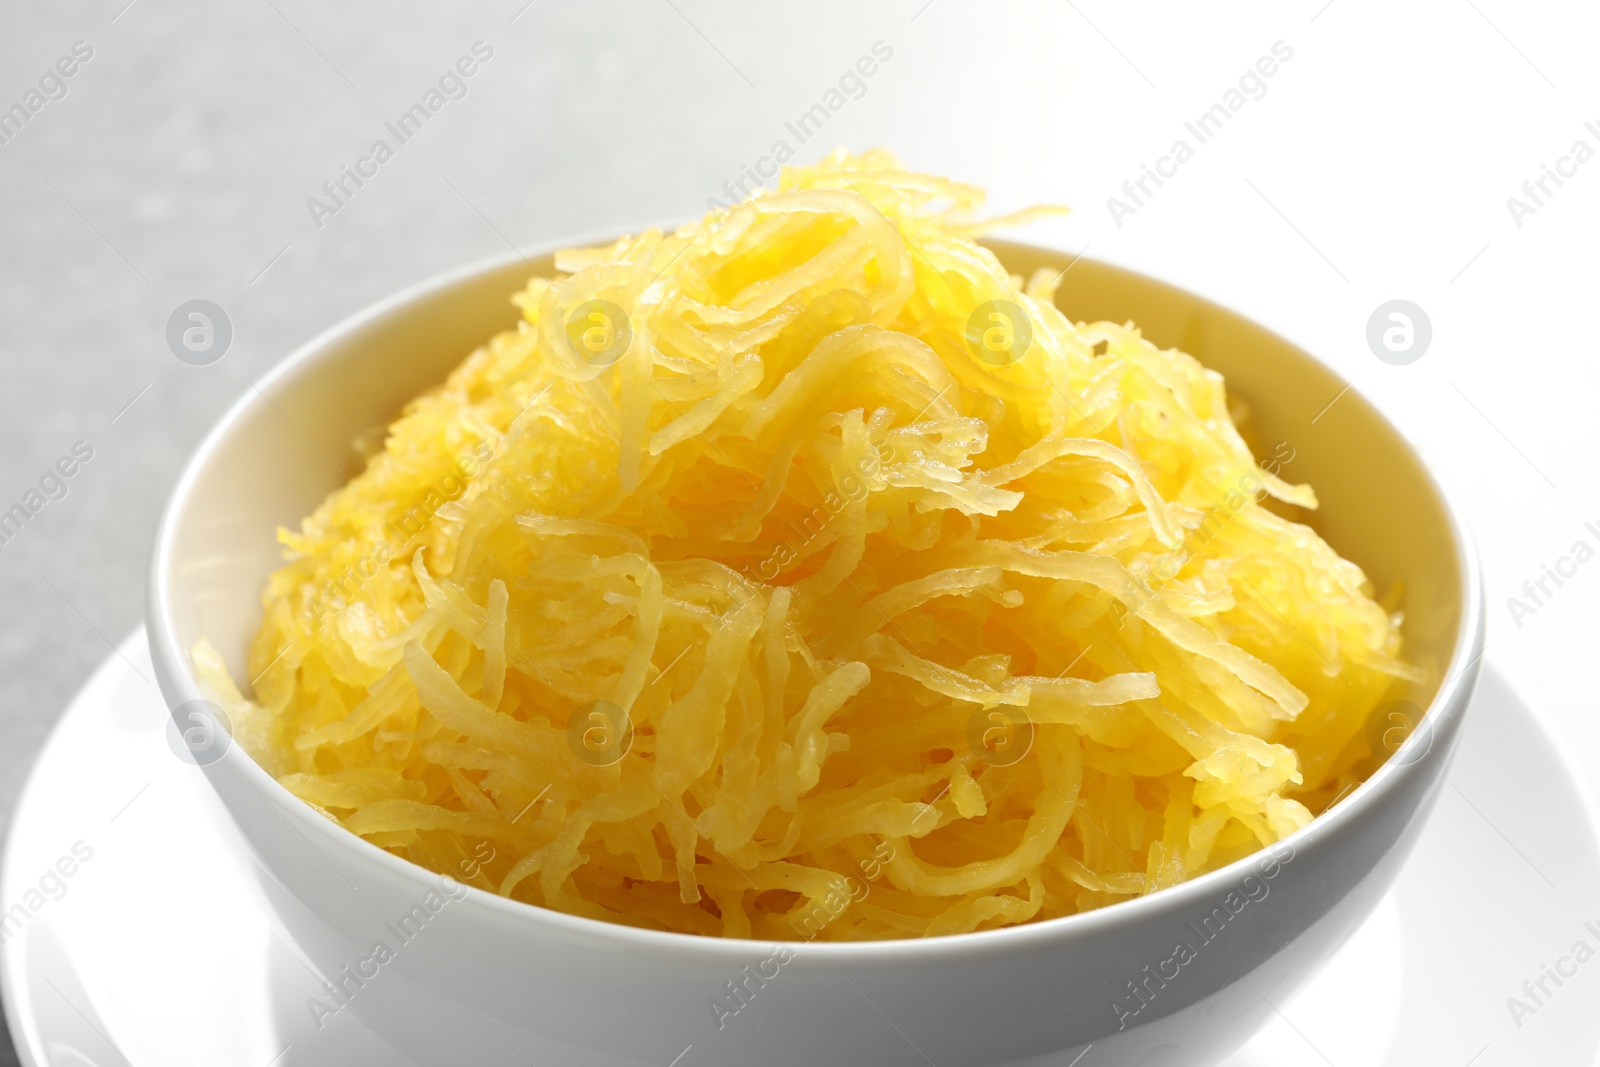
[3, 632, 1599, 1067]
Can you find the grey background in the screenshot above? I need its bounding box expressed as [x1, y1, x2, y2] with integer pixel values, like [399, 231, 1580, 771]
[5, 0, 1600, 1062]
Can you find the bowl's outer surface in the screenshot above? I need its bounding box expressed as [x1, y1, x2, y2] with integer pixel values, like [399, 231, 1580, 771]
[147, 236, 1483, 1067]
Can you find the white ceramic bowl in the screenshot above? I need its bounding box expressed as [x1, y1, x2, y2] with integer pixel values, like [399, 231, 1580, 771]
[147, 236, 1483, 1067]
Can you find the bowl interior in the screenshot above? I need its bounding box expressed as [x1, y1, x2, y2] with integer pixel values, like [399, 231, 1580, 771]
[156, 238, 1463, 726]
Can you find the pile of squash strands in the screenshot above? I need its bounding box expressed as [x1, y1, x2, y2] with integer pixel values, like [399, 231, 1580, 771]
[197, 149, 1420, 940]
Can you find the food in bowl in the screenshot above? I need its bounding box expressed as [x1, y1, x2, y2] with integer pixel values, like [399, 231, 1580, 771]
[195, 150, 1421, 941]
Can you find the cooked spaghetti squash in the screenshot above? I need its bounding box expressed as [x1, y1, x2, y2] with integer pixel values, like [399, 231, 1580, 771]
[197, 150, 1419, 940]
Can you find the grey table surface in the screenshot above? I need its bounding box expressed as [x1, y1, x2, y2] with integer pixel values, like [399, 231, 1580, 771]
[7, 1, 1596, 1063]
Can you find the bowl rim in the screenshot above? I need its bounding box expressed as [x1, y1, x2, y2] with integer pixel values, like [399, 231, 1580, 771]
[147, 230, 1486, 964]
